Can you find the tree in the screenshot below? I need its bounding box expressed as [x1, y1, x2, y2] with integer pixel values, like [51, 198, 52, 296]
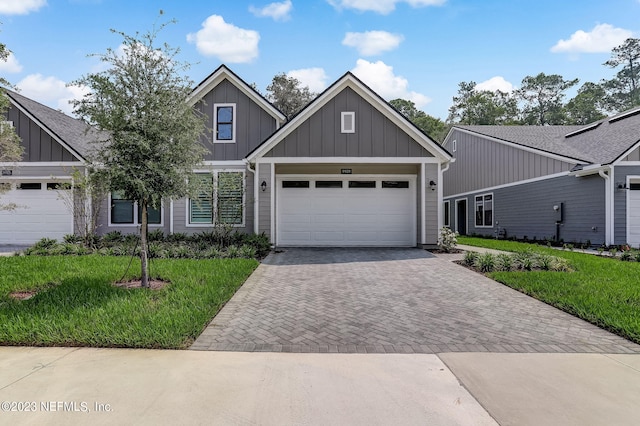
[447, 81, 519, 125]
[602, 38, 640, 112]
[516, 73, 578, 125]
[0, 33, 24, 211]
[71, 20, 208, 287]
[266, 73, 315, 120]
[389, 98, 448, 142]
[565, 82, 607, 125]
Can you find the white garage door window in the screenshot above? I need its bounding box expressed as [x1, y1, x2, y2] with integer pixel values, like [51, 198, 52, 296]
[276, 176, 416, 247]
[0, 181, 73, 244]
[627, 181, 640, 248]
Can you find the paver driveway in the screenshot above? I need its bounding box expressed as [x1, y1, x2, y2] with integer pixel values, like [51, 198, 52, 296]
[191, 248, 640, 354]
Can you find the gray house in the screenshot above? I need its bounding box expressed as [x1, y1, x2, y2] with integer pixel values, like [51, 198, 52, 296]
[2, 65, 452, 247]
[442, 107, 640, 247]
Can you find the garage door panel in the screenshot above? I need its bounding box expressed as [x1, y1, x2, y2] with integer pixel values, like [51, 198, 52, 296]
[277, 176, 416, 247]
[628, 188, 640, 247]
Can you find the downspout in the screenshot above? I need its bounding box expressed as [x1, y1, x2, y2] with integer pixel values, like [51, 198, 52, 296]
[244, 159, 259, 234]
[599, 167, 613, 246]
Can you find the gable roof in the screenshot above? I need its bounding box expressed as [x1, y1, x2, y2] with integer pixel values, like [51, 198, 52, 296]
[247, 71, 452, 162]
[6, 90, 101, 161]
[454, 106, 640, 166]
[188, 64, 286, 124]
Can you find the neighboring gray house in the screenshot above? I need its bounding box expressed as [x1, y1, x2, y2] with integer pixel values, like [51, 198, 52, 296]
[2, 65, 453, 247]
[442, 107, 640, 247]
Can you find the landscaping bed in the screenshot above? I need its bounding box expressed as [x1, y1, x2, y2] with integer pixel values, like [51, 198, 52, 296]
[458, 236, 640, 345]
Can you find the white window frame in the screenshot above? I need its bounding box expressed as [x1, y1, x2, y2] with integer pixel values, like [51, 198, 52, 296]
[186, 170, 246, 227]
[341, 111, 355, 134]
[443, 200, 450, 228]
[108, 193, 164, 227]
[213, 103, 236, 144]
[474, 193, 494, 228]
[452, 139, 457, 152]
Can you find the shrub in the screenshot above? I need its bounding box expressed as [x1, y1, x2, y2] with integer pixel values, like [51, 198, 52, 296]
[536, 254, 554, 271]
[620, 250, 633, 262]
[496, 253, 513, 271]
[33, 238, 58, 250]
[463, 251, 478, 266]
[438, 227, 459, 253]
[102, 231, 124, 244]
[148, 229, 165, 242]
[475, 252, 496, 272]
[166, 232, 188, 243]
[63, 234, 82, 244]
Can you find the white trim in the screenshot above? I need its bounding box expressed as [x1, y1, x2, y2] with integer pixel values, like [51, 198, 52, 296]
[450, 127, 587, 164]
[341, 111, 355, 133]
[570, 164, 607, 177]
[247, 73, 452, 163]
[256, 157, 441, 164]
[185, 169, 246, 228]
[270, 163, 275, 244]
[0, 161, 83, 167]
[213, 103, 236, 144]
[444, 171, 570, 199]
[107, 193, 165, 228]
[421, 162, 426, 245]
[169, 200, 174, 234]
[609, 167, 616, 245]
[617, 161, 640, 166]
[202, 160, 247, 167]
[626, 175, 640, 248]
[613, 139, 640, 165]
[452, 139, 457, 153]
[245, 161, 259, 234]
[474, 193, 494, 228]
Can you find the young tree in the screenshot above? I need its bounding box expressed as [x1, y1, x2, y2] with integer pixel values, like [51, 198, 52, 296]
[266, 73, 315, 120]
[389, 98, 448, 142]
[516, 73, 578, 125]
[447, 81, 519, 125]
[0, 35, 24, 211]
[602, 38, 640, 112]
[71, 20, 208, 287]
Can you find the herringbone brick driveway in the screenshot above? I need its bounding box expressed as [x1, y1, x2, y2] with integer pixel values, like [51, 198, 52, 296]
[191, 248, 640, 354]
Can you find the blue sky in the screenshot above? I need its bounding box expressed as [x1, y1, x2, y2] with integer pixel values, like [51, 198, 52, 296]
[1, 0, 638, 120]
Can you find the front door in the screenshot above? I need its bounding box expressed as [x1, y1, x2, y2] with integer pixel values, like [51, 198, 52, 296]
[456, 199, 467, 236]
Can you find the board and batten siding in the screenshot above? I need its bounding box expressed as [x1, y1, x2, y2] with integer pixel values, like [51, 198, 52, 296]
[447, 174, 605, 245]
[613, 165, 640, 245]
[424, 164, 439, 245]
[443, 129, 575, 197]
[7, 106, 78, 162]
[195, 79, 278, 162]
[265, 87, 432, 158]
[257, 163, 272, 239]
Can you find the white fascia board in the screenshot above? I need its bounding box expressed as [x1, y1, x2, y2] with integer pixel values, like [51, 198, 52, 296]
[453, 127, 587, 165]
[0, 161, 83, 167]
[611, 139, 640, 165]
[0, 175, 73, 180]
[201, 160, 247, 167]
[443, 171, 570, 199]
[256, 157, 442, 164]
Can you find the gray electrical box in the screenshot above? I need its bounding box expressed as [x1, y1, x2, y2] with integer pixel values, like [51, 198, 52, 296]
[553, 202, 563, 223]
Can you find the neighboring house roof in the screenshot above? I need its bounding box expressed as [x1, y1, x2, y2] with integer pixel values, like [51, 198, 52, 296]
[247, 71, 452, 162]
[188, 64, 286, 124]
[454, 106, 640, 166]
[6, 90, 102, 161]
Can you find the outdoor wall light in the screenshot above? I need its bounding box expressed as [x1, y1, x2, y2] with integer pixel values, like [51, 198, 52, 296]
[617, 182, 628, 190]
[261, 180, 267, 192]
[429, 180, 437, 191]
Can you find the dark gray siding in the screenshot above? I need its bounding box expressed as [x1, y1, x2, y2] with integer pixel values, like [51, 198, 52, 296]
[613, 165, 640, 244]
[257, 163, 272, 238]
[7, 106, 78, 162]
[446, 174, 606, 245]
[443, 129, 575, 197]
[265, 87, 431, 158]
[195, 79, 278, 161]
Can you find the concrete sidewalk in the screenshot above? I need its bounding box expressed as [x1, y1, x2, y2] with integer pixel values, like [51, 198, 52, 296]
[1, 347, 640, 425]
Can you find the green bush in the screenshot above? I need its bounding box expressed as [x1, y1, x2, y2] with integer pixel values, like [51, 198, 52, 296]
[475, 252, 496, 272]
[463, 251, 478, 266]
[496, 253, 513, 271]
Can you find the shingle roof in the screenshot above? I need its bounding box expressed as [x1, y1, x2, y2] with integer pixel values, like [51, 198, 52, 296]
[456, 107, 640, 165]
[6, 90, 105, 160]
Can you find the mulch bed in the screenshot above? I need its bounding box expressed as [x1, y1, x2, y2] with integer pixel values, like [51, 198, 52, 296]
[112, 279, 170, 290]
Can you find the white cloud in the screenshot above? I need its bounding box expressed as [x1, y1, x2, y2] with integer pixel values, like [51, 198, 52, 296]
[342, 31, 404, 56]
[0, 52, 23, 73]
[0, 0, 46, 15]
[351, 59, 430, 107]
[287, 68, 328, 92]
[15, 74, 88, 115]
[249, 0, 292, 21]
[475, 76, 514, 93]
[187, 15, 260, 63]
[328, 0, 445, 15]
[551, 23, 633, 53]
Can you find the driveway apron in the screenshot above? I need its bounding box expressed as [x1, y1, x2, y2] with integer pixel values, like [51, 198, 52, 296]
[191, 248, 640, 354]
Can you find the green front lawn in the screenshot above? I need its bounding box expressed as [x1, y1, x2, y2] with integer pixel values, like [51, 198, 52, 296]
[0, 255, 258, 348]
[458, 236, 640, 344]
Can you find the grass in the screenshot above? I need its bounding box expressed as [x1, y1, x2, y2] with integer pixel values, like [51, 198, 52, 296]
[458, 236, 640, 344]
[0, 255, 258, 348]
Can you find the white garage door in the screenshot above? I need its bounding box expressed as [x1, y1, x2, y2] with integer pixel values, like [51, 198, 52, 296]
[628, 182, 640, 248]
[0, 182, 72, 244]
[277, 176, 416, 247]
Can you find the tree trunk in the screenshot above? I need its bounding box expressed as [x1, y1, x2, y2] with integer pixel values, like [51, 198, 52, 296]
[140, 199, 149, 288]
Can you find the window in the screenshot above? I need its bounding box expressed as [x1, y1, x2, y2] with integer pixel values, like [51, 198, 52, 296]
[475, 194, 493, 228]
[214, 103, 236, 143]
[382, 181, 409, 188]
[452, 139, 457, 152]
[189, 171, 244, 225]
[18, 183, 42, 190]
[349, 181, 376, 188]
[341, 111, 355, 133]
[282, 181, 309, 188]
[110, 192, 162, 225]
[47, 182, 71, 190]
[444, 200, 450, 228]
[316, 181, 343, 188]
